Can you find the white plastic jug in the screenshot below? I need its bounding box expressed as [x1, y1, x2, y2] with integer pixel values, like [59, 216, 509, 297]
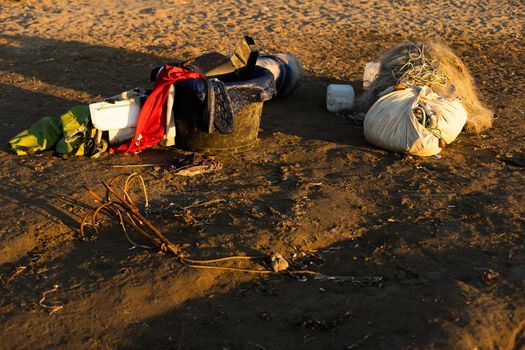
[326, 84, 355, 112]
[363, 62, 380, 89]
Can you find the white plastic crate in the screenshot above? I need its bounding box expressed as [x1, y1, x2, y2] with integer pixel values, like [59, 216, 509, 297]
[89, 99, 140, 131]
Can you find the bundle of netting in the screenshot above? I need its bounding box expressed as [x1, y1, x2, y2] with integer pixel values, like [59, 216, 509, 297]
[355, 41, 493, 133]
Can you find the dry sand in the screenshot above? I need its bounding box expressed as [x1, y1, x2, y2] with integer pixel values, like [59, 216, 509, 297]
[0, 0, 524, 349]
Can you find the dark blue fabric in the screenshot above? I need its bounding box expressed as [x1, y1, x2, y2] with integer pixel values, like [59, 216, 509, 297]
[182, 79, 207, 103]
[224, 67, 276, 115]
[188, 67, 275, 134]
[154, 63, 276, 135]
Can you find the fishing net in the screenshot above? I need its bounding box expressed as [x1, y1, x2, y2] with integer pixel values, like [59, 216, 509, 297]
[355, 41, 493, 133]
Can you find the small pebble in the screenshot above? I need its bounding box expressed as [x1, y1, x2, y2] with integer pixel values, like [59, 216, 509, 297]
[270, 253, 289, 272]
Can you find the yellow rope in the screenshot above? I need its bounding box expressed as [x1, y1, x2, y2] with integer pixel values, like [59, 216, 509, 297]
[183, 255, 264, 264]
[180, 258, 320, 276]
[395, 44, 448, 89]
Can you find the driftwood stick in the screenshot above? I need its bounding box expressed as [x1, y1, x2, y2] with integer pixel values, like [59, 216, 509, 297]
[102, 181, 184, 257]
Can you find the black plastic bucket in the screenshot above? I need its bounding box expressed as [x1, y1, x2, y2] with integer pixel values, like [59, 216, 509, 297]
[175, 102, 263, 155]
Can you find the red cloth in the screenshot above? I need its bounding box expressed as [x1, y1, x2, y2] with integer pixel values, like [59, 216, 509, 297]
[112, 65, 203, 153]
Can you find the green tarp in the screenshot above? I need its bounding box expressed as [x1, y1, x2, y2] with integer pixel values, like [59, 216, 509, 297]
[9, 105, 91, 156]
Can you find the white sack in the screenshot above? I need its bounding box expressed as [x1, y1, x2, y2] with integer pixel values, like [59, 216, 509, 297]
[363, 86, 467, 156]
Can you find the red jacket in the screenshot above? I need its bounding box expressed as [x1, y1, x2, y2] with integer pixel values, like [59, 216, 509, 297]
[112, 65, 203, 153]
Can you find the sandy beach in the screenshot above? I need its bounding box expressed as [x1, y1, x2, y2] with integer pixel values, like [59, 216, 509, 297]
[0, 0, 524, 349]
